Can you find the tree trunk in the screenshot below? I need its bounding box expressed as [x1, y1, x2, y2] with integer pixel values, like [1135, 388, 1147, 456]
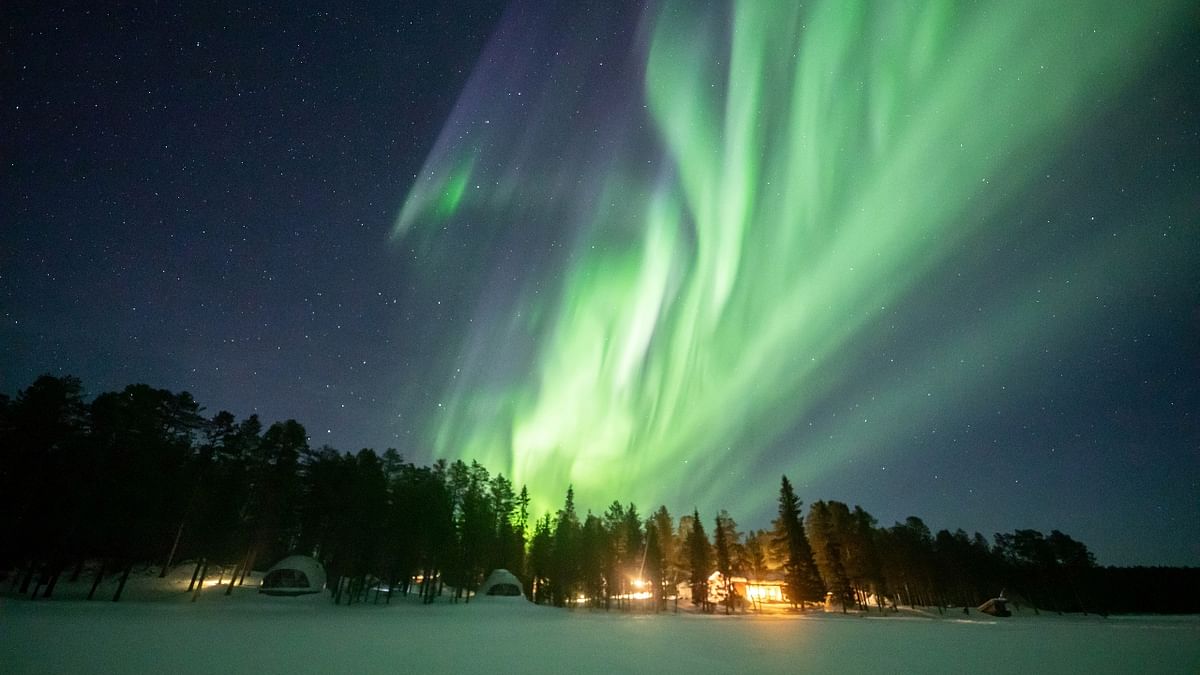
[161, 461, 210, 580]
[161, 517, 186, 578]
[30, 570, 43, 600]
[238, 548, 255, 586]
[225, 560, 242, 596]
[69, 557, 86, 583]
[112, 562, 134, 602]
[423, 567, 437, 604]
[42, 563, 63, 598]
[19, 563, 36, 594]
[1066, 572, 1087, 614]
[87, 559, 108, 600]
[187, 558, 203, 591]
[191, 559, 209, 602]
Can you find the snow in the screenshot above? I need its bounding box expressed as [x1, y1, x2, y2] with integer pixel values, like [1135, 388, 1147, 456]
[2, 573, 1198, 674]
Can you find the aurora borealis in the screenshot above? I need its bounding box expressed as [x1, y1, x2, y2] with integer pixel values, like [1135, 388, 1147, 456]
[394, 0, 1198, 527]
[3, 0, 1197, 565]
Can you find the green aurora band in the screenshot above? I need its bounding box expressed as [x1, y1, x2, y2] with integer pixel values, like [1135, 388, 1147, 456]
[394, 1, 1189, 517]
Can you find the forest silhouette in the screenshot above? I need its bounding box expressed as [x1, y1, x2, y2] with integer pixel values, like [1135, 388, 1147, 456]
[2, 374, 1194, 614]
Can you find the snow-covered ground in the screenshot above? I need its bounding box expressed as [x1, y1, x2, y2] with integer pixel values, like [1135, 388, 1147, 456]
[2, 571, 1197, 674]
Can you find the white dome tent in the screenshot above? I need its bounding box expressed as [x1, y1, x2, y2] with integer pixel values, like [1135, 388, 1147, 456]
[476, 569, 525, 600]
[259, 555, 326, 596]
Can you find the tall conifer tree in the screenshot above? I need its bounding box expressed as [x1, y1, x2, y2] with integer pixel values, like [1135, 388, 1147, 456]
[776, 475, 823, 609]
[687, 508, 712, 611]
[714, 511, 735, 614]
[550, 486, 581, 606]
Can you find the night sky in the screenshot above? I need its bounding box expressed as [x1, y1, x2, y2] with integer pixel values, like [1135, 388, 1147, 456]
[3, 1, 1197, 566]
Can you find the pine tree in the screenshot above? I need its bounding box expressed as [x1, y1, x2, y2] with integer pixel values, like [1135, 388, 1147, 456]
[602, 501, 626, 609]
[686, 508, 712, 612]
[527, 514, 554, 604]
[744, 530, 770, 581]
[650, 506, 676, 593]
[1048, 529, 1095, 613]
[489, 474, 523, 578]
[3, 375, 88, 598]
[807, 500, 852, 612]
[643, 518, 666, 611]
[622, 503, 644, 608]
[88, 384, 202, 600]
[578, 513, 606, 607]
[842, 504, 883, 611]
[882, 516, 935, 608]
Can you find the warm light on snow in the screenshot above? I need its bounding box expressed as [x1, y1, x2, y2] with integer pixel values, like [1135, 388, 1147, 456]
[4, 597, 1198, 674]
[3, 566, 1197, 673]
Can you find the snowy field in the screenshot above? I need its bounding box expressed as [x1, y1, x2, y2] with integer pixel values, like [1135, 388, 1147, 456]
[2, 579, 1198, 674]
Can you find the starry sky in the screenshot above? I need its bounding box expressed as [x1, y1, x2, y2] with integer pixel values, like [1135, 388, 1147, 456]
[3, 1, 1197, 566]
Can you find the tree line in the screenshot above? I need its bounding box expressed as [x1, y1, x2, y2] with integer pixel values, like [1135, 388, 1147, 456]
[2, 374, 1195, 614]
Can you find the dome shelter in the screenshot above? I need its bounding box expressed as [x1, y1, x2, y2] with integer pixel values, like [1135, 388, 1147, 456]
[978, 595, 1012, 617]
[476, 569, 525, 599]
[259, 555, 326, 596]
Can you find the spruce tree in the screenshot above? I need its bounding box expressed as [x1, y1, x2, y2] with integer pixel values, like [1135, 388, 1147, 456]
[776, 475, 823, 609]
[643, 519, 666, 611]
[550, 486, 581, 607]
[602, 501, 626, 608]
[527, 514, 554, 604]
[651, 506, 676, 592]
[622, 503, 644, 609]
[579, 513, 606, 607]
[714, 511, 734, 614]
[687, 508, 712, 611]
